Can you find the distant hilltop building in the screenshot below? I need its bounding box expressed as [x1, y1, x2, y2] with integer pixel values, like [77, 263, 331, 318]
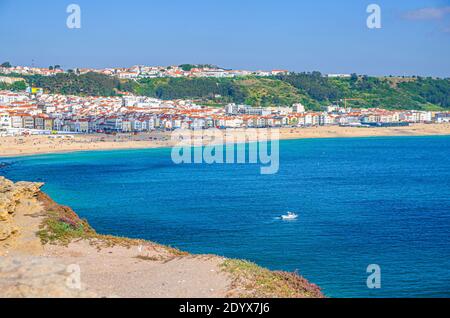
[271, 70, 289, 75]
[326, 74, 351, 78]
[0, 65, 64, 76]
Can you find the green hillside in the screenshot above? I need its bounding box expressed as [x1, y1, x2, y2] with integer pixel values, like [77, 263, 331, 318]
[277, 73, 448, 110]
[235, 77, 318, 109]
[132, 73, 449, 110]
[5, 71, 449, 111]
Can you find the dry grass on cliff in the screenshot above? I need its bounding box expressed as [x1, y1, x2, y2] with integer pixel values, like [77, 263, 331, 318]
[37, 214, 91, 245]
[221, 259, 323, 298]
[36, 192, 143, 248]
[35, 191, 189, 257]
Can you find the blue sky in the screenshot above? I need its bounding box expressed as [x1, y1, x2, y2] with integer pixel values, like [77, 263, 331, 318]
[1, 0, 450, 77]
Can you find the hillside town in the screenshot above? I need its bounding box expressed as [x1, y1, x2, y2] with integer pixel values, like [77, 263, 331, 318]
[1, 89, 449, 136]
[0, 64, 290, 79]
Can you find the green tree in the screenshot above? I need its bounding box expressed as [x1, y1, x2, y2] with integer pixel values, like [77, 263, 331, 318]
[179, 64, 195, 71]
[10, 81, 27, 91]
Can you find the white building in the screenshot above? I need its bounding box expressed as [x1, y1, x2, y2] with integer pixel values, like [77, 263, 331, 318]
[0, 92, 29, 104]
[10, 115, 24, 129]
[436, 113, 450, 123]
[319, 114, 335, 126]
[0, 112, 11, 130]
[292, 103, 306, 113]
[419, 111, 432, 122]
[131, 119, 144, 132]
[122, 120, 132, 132]
[225, 103, 239, 115]
[327, 74, 351, 78]
[104, 117, 123, 132]
[75, 120, 89, 133]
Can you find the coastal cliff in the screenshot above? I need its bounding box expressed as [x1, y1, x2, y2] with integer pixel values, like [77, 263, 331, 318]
[0, 178, 42, 242]
[0, 177, 323, 298]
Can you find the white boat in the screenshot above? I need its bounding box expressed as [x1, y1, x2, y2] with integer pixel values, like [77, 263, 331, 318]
[281, 212, 298, 220]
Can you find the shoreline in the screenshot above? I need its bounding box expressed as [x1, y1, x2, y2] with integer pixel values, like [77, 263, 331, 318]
[1, 123, 450, 158]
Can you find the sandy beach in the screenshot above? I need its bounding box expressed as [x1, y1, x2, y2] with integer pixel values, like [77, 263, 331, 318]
[1, 123, 449, 158]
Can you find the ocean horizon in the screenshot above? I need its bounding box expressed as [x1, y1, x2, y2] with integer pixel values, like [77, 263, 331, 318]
[2, 135, 450, 298]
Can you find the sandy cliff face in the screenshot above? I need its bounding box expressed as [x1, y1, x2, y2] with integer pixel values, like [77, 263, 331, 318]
[0, 177, 98, 297]
[0, 177, 43, 245]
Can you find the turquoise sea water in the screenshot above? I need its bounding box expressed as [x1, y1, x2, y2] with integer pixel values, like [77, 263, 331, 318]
[1, 136, 450, 297]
